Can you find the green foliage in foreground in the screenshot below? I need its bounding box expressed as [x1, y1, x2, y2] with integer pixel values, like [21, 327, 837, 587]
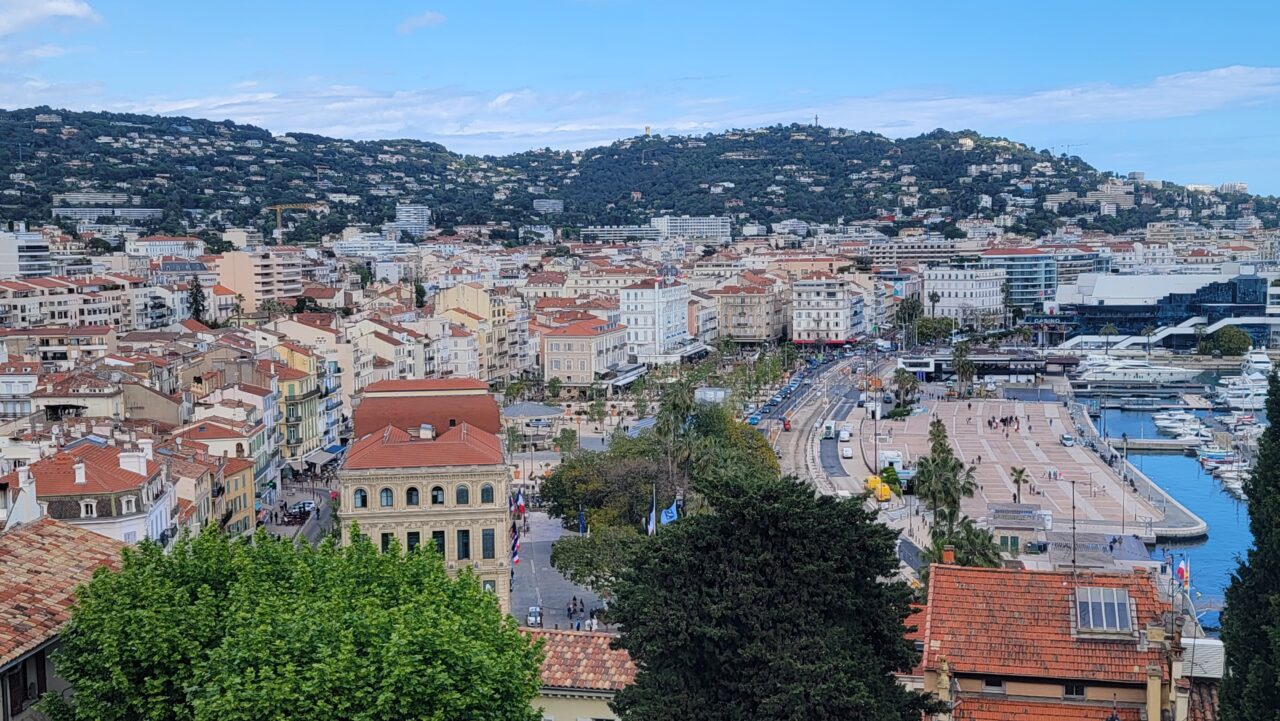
[43, 530, 543, 721]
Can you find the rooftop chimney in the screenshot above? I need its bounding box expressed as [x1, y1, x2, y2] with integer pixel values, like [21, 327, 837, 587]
[419, 423, 435, 440]
[139, 438, 154, 461]
[73, 459, 86, 485]
[942, 545, 956, 564]
[17, 465, 31, 489]
[119, 448, 147, 476]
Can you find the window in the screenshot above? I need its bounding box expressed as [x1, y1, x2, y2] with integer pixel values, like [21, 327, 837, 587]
[482, 579, 497, 594]
[456, 485, 470, 505]
[1076, 587, 1132, 632]
[123, 531, 137, 544]
[406, 487, 420, 505]
[1064, 682, 1085, 699]
[432, 530, 445, 556]
[407, 531, 420, 551]
[379, 488, 394, 507]
[381, 533, 393, 553]
[552, 359, 561, 370]
[122, 496, 136, 514]
[431, 486, 445, 505]
[456, 530, 471, 560]
[482, 528, 495, 559]
[981, 678, 1005, 694]
[80, 500, 96, 518]
[353, 489, 368, 508]
[480, 484, 495, 504]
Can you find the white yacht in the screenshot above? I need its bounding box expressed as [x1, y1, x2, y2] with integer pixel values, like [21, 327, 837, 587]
[1242, 348, 1273, 376]
[1216, 373, 1268, 410]
[1075, 356, 1199, 384]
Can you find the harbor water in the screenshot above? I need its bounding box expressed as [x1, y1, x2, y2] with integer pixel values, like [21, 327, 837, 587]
[1100, 409, 1254, 620]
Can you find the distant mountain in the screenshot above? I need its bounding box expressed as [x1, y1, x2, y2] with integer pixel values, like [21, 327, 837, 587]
[0, 106, 1272, 241]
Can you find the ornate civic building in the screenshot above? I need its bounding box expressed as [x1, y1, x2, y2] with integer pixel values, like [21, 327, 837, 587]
[337, 421, 513, 611]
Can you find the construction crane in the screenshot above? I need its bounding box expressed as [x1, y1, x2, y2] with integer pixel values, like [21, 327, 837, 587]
[263, 203, 327, 239]
[1045, 143, 1088, 157]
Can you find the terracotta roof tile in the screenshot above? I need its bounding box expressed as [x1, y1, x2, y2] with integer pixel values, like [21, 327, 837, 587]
[0, 446, 159, 497]
[923, 565, 1169, 684]
[0, 518, 124, 667]
[525, 630, 636, 692]
[342, 423, 503, 470]
[955, 697, 1143, 721]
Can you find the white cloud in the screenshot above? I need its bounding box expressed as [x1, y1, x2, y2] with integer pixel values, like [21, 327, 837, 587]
[23, 44, 66, 58]
[396, 10, 445, 35]
[0, 0, 98, 36]
[1, 65, 1278, 159]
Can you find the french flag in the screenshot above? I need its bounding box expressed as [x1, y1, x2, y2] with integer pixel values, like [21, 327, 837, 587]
[516, 490, 526, 515]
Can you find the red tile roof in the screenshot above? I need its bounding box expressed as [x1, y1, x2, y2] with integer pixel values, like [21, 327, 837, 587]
[364, 378, 488, 393]
[352, 393, 500, 437]
[923, 565, 1168, 684]
[0, 446, 159, 497]
[953, 697, 1142, 721]
[525, 630, 636, 692]
[342, 424, 503, 470]
[0, 518, 124, 667]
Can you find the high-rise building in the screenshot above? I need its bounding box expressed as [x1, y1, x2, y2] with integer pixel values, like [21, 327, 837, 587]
[791, 272, 863, 345]
[213, 246, 305, 312]
[649, 215, 731, 244]
[0, 224, 52, 278]
[980, 249, 1057, 311]
[620, 278, 693, 363]
[922, 267, 1006, 328]
[392, 204, 432, 238]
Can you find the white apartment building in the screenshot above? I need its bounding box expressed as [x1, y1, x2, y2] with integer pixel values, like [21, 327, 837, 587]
[0, 225, 52, 278]
[922, 267, 1007, 327]
[650, 215, 731, 244]
[621, 278, 697, 364]
[581, 225, 661, 243]
[332, 233, 414, 260]
[791, 272, 863, 345]
[124, 236, 207, 259]
[392, 204, 432, 237]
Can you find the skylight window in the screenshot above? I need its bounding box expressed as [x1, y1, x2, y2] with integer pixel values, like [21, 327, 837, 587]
[1076, 587, 1132, 632]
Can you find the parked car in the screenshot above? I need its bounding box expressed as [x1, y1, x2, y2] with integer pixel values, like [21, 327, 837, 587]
[783, 419, 792, 432]
[748, 415, 762, 426]
[290, 500, 316, 514]
[526, 606, 543, 627]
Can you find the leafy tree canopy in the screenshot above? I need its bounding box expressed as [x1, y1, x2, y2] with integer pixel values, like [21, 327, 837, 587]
[43, 529, 543, 721]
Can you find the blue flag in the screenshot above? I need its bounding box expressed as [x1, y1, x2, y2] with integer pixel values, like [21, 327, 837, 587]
[578, 510, 586, 535]
[660, 500, 679, 525]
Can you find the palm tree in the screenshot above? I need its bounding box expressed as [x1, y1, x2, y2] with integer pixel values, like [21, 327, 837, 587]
[1009, 466, 1028, 504]
[927, 418, 951, 455]
[892, 367, 919, 407]
[928, 290, 941, 317]
[1141, 325, 1157, 360]
[952, 342, 976, 396]
[951, 518, 1003, 567]
[1100, 323, 1119, 356]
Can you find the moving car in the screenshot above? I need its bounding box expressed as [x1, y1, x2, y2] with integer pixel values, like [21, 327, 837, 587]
[841, 447, 854, 459]
[748, 414, 762, 426]
[782, 418, 792, 432]
[526, 606, 543, 627]
[1060, 434, 1076, 447]
[290, 500, 316, 514]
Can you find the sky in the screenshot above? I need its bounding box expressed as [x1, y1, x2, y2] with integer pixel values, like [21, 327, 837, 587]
[3, 0, 1280, 193]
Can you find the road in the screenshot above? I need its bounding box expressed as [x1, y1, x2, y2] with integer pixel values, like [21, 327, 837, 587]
[510, 511, 605, 631]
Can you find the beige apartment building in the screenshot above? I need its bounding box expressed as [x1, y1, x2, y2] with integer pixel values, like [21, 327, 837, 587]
[437, 282, 510, 382]
[708, 282, 786, 344]
[213, 246, 305, 312]
[540, 317, 630, 393]
[338, 422, 513, 611]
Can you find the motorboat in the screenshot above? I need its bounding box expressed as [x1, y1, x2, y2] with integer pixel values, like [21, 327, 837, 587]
[1197, 445, 1236, 463]
[1075, 356, 1199, 384]
[1215, 373, 1268, 410]
[1242, 348, 1273, 376]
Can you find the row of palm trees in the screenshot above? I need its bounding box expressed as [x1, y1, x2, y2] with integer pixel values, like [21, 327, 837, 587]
[913, 418, 1002, 576]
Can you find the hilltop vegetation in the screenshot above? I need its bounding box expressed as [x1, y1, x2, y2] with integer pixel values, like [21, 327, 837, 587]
[0, 106, 1272, 241]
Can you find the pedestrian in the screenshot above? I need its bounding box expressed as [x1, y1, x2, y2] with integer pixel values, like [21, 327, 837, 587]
[575, 619, 582, 631]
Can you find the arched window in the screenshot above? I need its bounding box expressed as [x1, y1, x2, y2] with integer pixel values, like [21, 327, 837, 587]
[379, 488, 394, 508]
[406, 487, 420, 505]
[480, 484, 494, 504]
[431, 486, 445, 505]
[353, 489, 368, 508]
[455, 485, 470, 505]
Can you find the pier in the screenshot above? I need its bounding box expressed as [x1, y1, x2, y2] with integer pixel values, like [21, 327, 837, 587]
[1108, 437, 1202, 453]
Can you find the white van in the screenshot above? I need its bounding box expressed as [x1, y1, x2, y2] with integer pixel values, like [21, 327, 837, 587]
[838, 429, 852, 442]
[841, 447, 854, 459]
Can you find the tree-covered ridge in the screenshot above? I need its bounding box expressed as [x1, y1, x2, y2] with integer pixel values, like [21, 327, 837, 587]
[0, 106, 1273, 239]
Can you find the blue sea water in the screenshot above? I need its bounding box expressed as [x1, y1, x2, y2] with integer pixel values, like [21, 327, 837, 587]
[1099, 410, 1254, 615]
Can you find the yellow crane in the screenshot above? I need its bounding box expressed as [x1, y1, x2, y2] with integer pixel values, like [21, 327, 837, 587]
[263, 203, 328, 239]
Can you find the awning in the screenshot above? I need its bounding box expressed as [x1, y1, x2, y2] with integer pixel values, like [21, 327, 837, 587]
[324, 444, 345, 455]
[305, 449, 336, 466]
[608, 364, 648, 388]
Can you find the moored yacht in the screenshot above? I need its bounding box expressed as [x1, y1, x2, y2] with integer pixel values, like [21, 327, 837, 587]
[1075, 356, 1199, 384]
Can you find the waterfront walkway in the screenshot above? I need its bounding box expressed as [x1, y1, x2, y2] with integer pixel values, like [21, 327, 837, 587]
[845, 396, 1206, 540]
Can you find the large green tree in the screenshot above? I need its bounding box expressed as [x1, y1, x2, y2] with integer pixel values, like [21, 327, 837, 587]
[609, 475, 940, 721]
[1222, 370, 1280, 719]
[186, 275, 207, 325]
[1199, 325, 1252, 356]
[42, 529, 543, 721]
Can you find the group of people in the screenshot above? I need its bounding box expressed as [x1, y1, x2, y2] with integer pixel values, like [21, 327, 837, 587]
[567, 596, 602, 631]
[986, 413, 1030, 437]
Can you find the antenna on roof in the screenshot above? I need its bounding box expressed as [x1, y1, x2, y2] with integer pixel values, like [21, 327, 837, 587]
[1070, 474, 1078, 573]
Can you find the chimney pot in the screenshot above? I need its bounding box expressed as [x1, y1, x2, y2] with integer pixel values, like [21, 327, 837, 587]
[73, 460, 86, 485]
[942, 545, 956, 564]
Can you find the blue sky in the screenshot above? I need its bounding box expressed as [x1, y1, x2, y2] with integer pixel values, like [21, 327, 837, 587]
[4, 0, 1280, 192]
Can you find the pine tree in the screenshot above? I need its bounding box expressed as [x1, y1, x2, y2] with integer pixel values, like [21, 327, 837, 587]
[1222, 370, 1280, 719]
[187, 275, 207, 325]
[610, 475, 941, 721]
